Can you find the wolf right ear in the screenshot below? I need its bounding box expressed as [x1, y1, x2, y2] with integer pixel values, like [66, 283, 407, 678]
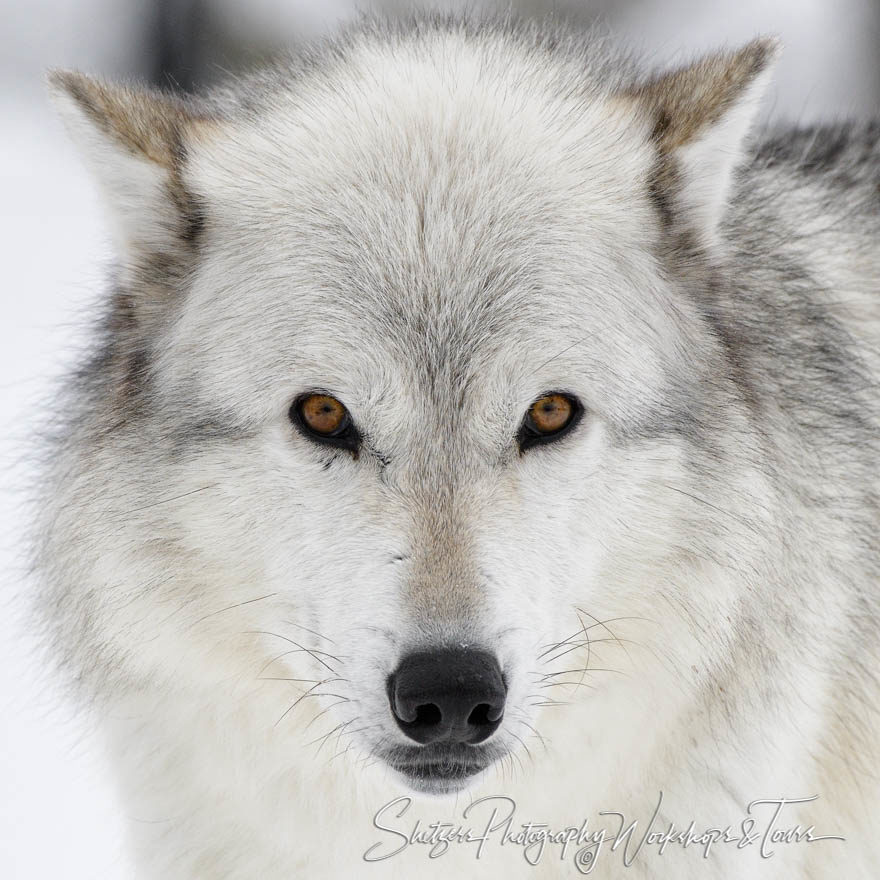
[624, 38, 779, 249]
[48, 71, 213, 263]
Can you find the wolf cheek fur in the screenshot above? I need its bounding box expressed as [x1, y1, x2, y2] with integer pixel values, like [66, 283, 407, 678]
[40, 17, 879, 880]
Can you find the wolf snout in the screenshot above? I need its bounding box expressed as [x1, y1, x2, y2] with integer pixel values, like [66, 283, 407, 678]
[387, 648, 506, 745]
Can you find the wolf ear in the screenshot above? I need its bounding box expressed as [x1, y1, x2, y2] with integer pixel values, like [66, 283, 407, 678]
[48, 71, 210, 262]
[626, 38, 779, 248]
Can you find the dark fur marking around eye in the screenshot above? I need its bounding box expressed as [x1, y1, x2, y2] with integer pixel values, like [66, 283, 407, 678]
[167, 416, 257, 457]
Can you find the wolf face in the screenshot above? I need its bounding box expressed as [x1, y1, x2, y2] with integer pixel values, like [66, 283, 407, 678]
[45, 26, 782, 797]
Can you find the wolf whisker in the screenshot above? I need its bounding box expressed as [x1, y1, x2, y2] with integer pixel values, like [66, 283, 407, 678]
[507, 730, 534, 765]
[122, 484, 219, 515]
[245, 630, 339, 672]
[257, 676, 323, 683]
[273, 677, 344, 727]
[536, 616, 648, 660]
[541, 636, 641, 666]
[538, 667, 625, 679]
[511, 715, 548, 751]
[303, 696, 352, 731]
[326, 724, 375, 766]
[573, 609, 593, 689]
[309, 720, 354, 755]
[524, 691, 569, 708]
[189, 592, 278, 628]
[255, 649, 318, 678]
[528, 334, 596, 377]
[328, 741, 356, 764]
[280, 619, 336, 644]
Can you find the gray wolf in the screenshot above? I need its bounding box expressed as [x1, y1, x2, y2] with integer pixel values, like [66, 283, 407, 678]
[39, 14, 879, 879]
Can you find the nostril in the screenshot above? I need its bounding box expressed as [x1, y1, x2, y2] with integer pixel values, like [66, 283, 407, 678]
[467, 703, 492, 727]
[414, 703, 442, 727]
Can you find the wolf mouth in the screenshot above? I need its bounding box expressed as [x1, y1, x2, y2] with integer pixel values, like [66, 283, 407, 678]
[383, 744, 503, 792]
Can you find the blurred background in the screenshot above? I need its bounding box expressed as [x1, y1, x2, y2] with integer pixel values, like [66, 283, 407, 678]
[1, 1, 878, 877]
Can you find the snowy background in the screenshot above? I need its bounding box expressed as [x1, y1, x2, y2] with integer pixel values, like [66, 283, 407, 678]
[1, 1, 878, 877]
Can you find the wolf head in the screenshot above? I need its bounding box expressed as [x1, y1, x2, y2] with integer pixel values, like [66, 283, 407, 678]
[46, 23, 777, 795]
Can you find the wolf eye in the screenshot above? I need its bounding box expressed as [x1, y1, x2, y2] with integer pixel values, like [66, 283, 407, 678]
[518, 392, 582, 451]
[290, 393, 360, 452]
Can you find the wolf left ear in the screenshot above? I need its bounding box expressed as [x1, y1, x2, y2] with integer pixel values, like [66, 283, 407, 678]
[625, 38, 779, 248]
[48, 71, 212, 263]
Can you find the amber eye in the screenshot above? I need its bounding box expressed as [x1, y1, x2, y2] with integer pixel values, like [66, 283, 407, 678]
[529, 394, 573, 432]
[301, 394, 347, 433]
[290, 393, 360, 451]
[519, 392, 582, 450]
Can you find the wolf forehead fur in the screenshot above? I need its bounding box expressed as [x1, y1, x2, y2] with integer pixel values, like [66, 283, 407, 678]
[38, 12, 880, 880]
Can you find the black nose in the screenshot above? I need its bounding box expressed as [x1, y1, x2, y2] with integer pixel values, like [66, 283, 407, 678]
[387, 648, 506, 745]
